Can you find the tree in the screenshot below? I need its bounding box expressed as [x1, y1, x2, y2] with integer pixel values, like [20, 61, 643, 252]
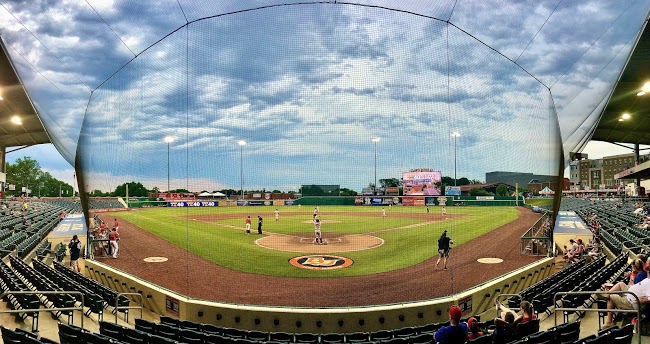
[469, 187, 492, 196]
[340, 188, 358, 196]
[114, 182, 149, 197]
[469, 179, 482, 184]
[379, 178, 401, 188]
[496, 184, 509, 196]
[6, 157, 42, 196]
[457, 177, 470, 186]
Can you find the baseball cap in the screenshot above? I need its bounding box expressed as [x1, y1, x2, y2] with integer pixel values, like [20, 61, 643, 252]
[449, 305, 462, 321]
[467, 317, 477, 328]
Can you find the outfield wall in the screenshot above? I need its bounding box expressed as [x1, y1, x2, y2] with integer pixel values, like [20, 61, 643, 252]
[84, 257, 554, 333]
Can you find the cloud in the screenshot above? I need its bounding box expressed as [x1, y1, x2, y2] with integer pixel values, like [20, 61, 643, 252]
[2, 1, 649, 191]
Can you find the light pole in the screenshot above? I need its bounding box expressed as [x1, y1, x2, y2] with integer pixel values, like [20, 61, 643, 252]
[371, 137, 380, 194]
[237, 140, 247, 200]
[451, 132, 460, 186]
[164, 136, 174, 199]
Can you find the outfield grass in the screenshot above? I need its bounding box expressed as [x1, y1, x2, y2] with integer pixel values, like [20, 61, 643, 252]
[116, 206, 519, 277]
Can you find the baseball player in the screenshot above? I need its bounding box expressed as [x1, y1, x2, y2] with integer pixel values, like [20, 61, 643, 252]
[274, 209, 280, 222]
[436, 230, 453, 270]
[382, 207, 386, 218]
[442, 206, 447, 217]
[314, 219, 323, 244]
[245, 216, 251, 234]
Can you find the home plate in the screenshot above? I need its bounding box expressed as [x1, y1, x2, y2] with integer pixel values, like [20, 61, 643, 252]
[477, 258, 503, 264]
[143, 257, 169, 263]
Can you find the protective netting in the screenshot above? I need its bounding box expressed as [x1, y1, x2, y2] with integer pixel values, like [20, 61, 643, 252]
[2, 1, 649, 305]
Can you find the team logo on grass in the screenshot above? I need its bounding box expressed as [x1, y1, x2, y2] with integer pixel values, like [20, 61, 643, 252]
[289, 255, 353, 270]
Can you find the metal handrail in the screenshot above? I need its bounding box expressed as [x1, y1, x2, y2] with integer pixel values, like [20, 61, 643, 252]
[0, 290, 85, 331]
[115, 292, 143, 323]
[553, 290, 641, 344]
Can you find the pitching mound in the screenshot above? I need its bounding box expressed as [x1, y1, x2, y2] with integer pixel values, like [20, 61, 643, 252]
[256, 233, 384, 253]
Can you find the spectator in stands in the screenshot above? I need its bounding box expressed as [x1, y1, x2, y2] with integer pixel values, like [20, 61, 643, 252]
[495, 300, 536, 324]
[68, 235, 81, 272]
[466, 317, 484, 340]
[622, 258, 647, 286]
[434, 305, 468, 344]
[587, 237, 602, 259]
[22, 216, 28, 226]
[108, 228, 120, 258]
[603, 277, 650, 329]
[563, 239, 577, 260]
[0, 203, 7, 215]
[491, 311, 516, 343]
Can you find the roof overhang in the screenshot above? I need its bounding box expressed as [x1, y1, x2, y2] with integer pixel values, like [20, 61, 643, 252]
[592, 19, 650, 145]
[0, 36, 50, 148]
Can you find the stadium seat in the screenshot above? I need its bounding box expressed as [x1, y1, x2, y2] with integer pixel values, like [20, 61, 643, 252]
[467, 333, 493, 344]
[58, 323, 83, 344]
[200, 323, 223, 335]
[180, 320, 202, 331]
[320, 333, 345, 343]
[82, 331, 113, 344]
[122, 327, 149, 344]
[99, 321, 123, 340]
[525, 329, 554, 344]
[345, 332, 369, 342]
[155, 323, 179, 340]
[370, 330, 393, 341]
[134, 318, 156, 334]
[294, 332, 319, 343]
[268, 331, 293, 342]
[159, 315, 180, 327]
[204, 333, 234, 344]
[407, 332, 434, 344]
[246, 330, 269, 342]
[179, 328, 203, 343]
[392, 327, 416, 339]
[1, 327, 24, 344]
[514, 318, 539, 339]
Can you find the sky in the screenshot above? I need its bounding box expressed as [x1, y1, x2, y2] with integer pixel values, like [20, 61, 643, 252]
[1, 1, 649, 192]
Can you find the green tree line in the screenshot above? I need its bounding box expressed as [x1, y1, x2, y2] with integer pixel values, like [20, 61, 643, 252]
[5, 157, 74, 197]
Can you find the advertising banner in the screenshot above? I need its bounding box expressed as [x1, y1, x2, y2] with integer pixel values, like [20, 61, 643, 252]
[273, 200, 285, 206]
[445, 186, 461, 196]
[414, 198, 425, 206]
[219, 200, 237, 207]
[476, 196, 495, 200]
[285, 200, 295, 206]
[168, 201, 218, 207]
[248, 200, 266, 206]
[385, 187, 400, 195]
[402, 197, 415, 206]
[402, 171, 442, 195]
[355, 197, 364, 205]
[371, 198, 383, 206]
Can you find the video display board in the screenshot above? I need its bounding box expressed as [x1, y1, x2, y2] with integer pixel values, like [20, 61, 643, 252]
[402, 171, 442, 195]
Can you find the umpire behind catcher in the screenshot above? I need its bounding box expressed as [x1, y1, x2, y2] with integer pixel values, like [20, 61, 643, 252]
[436, 230, 454, 270]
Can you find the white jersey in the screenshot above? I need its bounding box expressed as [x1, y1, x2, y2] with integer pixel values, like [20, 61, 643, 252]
[274, 210, 279, 218]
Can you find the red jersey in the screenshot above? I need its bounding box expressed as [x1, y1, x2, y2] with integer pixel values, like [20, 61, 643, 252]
[109, 231, 119, 241]
[245, 218, 251, 224]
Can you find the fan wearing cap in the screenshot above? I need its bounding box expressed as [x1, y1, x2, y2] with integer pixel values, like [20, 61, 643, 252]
[434, 305, 468, 344]
[466, 317, 484, 340]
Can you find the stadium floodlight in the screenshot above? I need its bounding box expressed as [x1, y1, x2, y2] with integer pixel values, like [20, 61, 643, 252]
[371, 137, 380, 194]
[638, 91, 646, 96]
[164, 136, 174, 199]
[11, 115, 22, 125]
[0, 95, 3, 101]
[642, 82, 650, 93]
[238, 140, 247, 200]
[451, 132, 460, 186]
[621, 113, 631, 120]
[619, 118, 624, 122]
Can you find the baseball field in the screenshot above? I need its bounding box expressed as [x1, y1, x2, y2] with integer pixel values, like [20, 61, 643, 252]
[113, 205, 519, 277]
